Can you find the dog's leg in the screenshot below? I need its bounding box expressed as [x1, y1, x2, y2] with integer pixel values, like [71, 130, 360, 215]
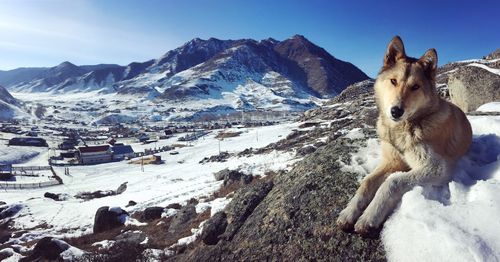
[337, 142, 407, 230]
[354, 145, 449, 234]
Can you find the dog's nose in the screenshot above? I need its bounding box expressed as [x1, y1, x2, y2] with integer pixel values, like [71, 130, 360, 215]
[391, 106, 404, 119]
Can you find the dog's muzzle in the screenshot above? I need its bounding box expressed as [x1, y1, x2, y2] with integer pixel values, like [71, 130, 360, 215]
[390, 106, 404, 120]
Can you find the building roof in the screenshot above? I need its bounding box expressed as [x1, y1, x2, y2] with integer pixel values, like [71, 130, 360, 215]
[0, 164, 12, 172]
[78, 145, 110, 153]
[112, 145, 134, 155]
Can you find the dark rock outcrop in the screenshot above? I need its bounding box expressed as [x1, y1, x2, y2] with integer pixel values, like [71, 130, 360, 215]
[20, 237, 69, 261]
[200, 212, 228, 245]
[142, 207, 165, 221]
[93, 206, 128, 234]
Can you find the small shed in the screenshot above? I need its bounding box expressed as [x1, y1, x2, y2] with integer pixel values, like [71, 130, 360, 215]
[112, 145, 135, 160]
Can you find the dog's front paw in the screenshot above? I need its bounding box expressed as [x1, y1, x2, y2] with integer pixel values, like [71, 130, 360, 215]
[336, 207, 359, 231]
[354, 214, 377, 235]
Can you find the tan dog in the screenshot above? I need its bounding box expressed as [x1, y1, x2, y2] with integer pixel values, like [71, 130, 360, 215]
[336, 36, 472, 234]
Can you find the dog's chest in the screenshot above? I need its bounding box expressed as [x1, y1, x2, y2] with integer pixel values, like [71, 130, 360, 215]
[379, 121, 423, 155]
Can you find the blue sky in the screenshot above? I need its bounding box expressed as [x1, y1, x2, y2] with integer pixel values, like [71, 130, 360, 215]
[0, 0, 498, 77]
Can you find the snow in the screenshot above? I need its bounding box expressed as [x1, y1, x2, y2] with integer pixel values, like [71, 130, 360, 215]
[477, 102, 500, 113]
[0, 122, 299, 244]
[468, 63, 500, 75]
[0, 146, 45, 165]
[345, 103, 500, 262]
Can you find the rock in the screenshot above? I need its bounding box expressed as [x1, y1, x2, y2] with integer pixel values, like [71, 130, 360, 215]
[448, 66, 500, 112]
[0, 201, 6, 206]
[20, 237, 69, 261]
[44, 192, 69, 201]
[116, 182, 128, 195]
[93, 206, 128, 234]
[199, 152, 231, 163]
[75, 190, 115, 200]
[297, 145, 316, 156]
[187, 198, 199, 205]
[126, 200, 137, 207]
[0, 204, 23, 220]
[484, 48, 500, 60]
[115, 230, 147, 245]
[170, 86, 386, 261]
[168, 205, 197, 234]
[313, 141, 327, 148]
[213, 169, 253, 186]
[166, 203, 182, 210]
[200, 212, 228, 245]
[142, 207, 165, 221]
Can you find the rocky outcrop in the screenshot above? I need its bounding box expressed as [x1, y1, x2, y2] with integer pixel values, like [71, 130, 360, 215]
[93, 206, 128, 234]
[448, 65, 500, 112]
[167, 82, 385, 261]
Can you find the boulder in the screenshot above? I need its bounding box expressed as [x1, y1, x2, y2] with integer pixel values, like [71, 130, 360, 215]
[93, 206, 128, 234]
[20, 237, 69, 261]
[168, 205, 197, 234]
[200, 212, 228, 245]
[142, 207, 165, 221]
[448, 66, 500, 112]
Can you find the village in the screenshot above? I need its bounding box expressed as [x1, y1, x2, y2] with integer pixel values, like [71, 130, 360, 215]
[0, 116, 296, 191]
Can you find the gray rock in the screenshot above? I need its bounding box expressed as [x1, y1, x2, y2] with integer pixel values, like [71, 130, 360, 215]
[448, 66, 500, 112]
[213, 169, 253, 186]
[168, 205, 197, 234]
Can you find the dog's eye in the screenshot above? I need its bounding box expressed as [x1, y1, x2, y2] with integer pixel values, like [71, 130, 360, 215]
[390, 79, 397, 86]
[411, 84, 420, 91]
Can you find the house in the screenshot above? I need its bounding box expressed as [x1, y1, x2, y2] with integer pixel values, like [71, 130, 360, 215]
[77, 145, 112, 164]
[9, 137, 48, 147]
[137, 133, 149, 143]
[112, 144, 135, 160]
[0, 164, 12, 180]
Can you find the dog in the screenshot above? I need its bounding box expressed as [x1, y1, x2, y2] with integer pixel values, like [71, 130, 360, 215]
[336, 36, 472, 234]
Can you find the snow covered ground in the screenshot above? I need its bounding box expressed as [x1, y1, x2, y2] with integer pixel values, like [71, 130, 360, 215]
[346, 102, 500, 262]
[0, 122, 300, 244]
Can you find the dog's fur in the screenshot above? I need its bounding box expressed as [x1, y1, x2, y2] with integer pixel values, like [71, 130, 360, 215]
[336, 36, 472, 234]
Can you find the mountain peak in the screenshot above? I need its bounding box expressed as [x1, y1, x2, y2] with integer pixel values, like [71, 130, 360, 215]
[56, 61, 78, 69]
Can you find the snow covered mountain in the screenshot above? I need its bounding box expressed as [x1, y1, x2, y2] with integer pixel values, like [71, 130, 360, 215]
[0, 35, 369, 114]
[0, 85, 26, 120]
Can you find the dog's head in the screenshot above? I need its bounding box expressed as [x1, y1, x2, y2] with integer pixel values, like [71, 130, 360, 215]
[375, 36, 439, 122]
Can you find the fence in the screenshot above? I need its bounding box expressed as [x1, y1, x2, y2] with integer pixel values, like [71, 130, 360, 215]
[0, 180, 60, 190]
[0, 165, 63, 190]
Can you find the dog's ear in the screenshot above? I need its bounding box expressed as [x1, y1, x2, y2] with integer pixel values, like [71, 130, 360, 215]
[419, 48, 438, 78]
[383, 36, 406, 69]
